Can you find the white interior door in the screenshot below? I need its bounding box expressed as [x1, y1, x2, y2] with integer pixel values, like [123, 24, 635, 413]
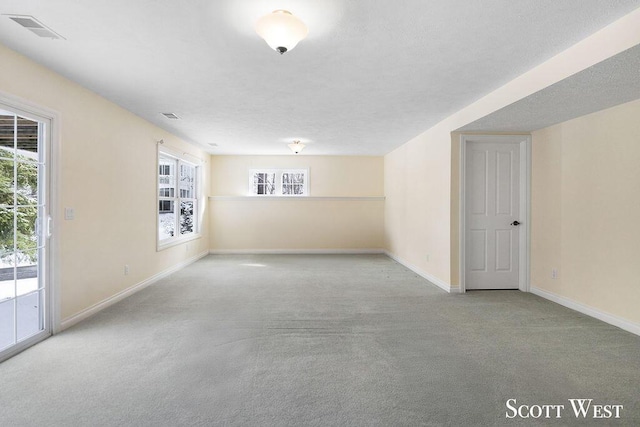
[465, 140, 521, 290]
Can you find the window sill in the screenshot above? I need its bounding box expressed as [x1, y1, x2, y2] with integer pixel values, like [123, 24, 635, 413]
[157, 233, 201, 252]
[208, 196, 385, 201]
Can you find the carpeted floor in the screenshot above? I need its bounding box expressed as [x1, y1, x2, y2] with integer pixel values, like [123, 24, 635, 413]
[1, 254, 639, 426]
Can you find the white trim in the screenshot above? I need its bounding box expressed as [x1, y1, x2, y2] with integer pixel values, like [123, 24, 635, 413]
[0, 329, 50, 363]
[49, 111, 62, 334]
[60, 251, 209, 331]
[384, 251, 456, 293]
[209, 196, 385, 201]
[156, 143, 204, 164]
[0, 91, 62, 344]
[157, 233, 202, 251]
[459, 134, 531, 293]
[459, 136, 466, 292]
[520, 137, 532, 293]
[530, 286, 640, 337]
[209, 248, 384, 255]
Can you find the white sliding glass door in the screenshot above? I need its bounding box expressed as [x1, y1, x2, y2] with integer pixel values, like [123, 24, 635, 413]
[0, 105, 51, 360]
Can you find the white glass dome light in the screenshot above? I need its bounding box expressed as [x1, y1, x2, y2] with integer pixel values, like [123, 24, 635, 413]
[255, 10, 309, 54]
[288, 140, 305, 154]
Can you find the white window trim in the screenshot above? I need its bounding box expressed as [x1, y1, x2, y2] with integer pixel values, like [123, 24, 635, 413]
[157, 147, 202, 251]
[249, 168, 309, 197]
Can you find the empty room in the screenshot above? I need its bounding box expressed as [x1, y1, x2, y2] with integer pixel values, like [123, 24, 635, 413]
[1, 1, 640, 425]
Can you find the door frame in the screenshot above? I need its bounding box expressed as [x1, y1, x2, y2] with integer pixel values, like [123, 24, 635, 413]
[459, 134, 531, 293]
[0, 91, 61, 362]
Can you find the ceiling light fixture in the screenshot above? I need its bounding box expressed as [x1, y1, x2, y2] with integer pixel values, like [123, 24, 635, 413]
[255, 10, 308, 54]
[288, 140, 305, 154]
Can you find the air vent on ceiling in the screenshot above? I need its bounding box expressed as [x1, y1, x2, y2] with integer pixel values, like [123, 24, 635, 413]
[5, 15, 65, 40]
[161, 113, 180, 119]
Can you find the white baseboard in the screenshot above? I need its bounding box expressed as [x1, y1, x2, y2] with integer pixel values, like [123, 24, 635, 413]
[384, 251, 455, 293]
[60, 251, 209, 331]
[530, 286, 640, 337]
[209, 248, 385, 255]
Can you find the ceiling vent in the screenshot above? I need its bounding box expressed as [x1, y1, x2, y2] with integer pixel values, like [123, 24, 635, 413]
[161, 113, 180, 119]
[5, 15, 65, 40]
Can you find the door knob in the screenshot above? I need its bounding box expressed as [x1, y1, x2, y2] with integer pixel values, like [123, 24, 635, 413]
[510, 220, 521, 226]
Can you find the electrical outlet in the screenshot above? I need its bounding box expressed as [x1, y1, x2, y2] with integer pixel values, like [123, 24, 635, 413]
[426, 254, 430, 262]
[186, 243, 189, 252]
[551, 268, 558, 279]
[124, 265, 130, 276]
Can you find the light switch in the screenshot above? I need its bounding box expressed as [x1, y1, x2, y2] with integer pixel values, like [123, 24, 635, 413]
[64, 207, 75, 220]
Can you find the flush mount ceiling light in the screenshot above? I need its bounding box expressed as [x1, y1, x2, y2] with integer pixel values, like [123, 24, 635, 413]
[288, 140, 305, 154]
[255, 10, 308, 54]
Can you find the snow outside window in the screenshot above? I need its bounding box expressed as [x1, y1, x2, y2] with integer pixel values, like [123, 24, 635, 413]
[158, 152, 199, 246]
[249, 169, 308, 196]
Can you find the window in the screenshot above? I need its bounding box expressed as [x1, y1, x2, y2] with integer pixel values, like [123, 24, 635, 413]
[281, 171, 306, 195]
[253, 171, 276, 195]
[158, 200, 173, 212]
[158, 151, 199, 246]
[249, 169, 308, 196]
[158, 187, 173, 197]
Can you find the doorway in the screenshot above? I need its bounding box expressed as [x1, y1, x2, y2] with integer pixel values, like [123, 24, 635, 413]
[460, 135, 530, 292]
[0, 100, 54, 361]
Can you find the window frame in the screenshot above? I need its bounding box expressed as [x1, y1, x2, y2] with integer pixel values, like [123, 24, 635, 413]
[157, 148, 201, 250]
[249, 169, 278, 196]
[249, 168, 309, 197]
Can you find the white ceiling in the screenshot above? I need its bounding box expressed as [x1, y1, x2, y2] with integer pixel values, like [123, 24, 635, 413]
[458, 44, 640, 132]
[0, 0, 639, 155]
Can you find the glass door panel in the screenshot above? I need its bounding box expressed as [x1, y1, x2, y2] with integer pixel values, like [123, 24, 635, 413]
[17, 291, 42, 341]
[0, 107, 49, 360]
[0, 298, 15, 351]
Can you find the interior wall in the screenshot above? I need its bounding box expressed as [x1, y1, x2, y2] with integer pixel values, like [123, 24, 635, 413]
[209, 156, 384, 251]
[384, 10, 640, 290]
[2, 5, 638, 326]
[384, 127, 452, 284]
[531, 98, 640, 325]
[0, 44, 210, 322]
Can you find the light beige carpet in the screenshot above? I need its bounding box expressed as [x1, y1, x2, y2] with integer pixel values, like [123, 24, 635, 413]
[1, 254, 639, 426]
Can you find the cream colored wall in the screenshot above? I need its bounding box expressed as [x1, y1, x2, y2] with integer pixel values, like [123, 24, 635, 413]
[532, 98, 640, 324]
[3, 5, 639, 326]
[384, 9, 640, 289]
[209, 156, 384, 251]
[384, 127, 452, 283]
[0, 44, 210, 321]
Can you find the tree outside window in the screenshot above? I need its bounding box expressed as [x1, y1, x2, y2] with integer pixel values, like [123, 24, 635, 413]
[249, 169, 308, 196]
[158, 152, 199, 247]
[0, 115, 39, 268]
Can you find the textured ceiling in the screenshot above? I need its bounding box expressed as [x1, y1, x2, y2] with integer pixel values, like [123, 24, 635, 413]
[458, 44, 640, 132]
[0, 0, 639, 155]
